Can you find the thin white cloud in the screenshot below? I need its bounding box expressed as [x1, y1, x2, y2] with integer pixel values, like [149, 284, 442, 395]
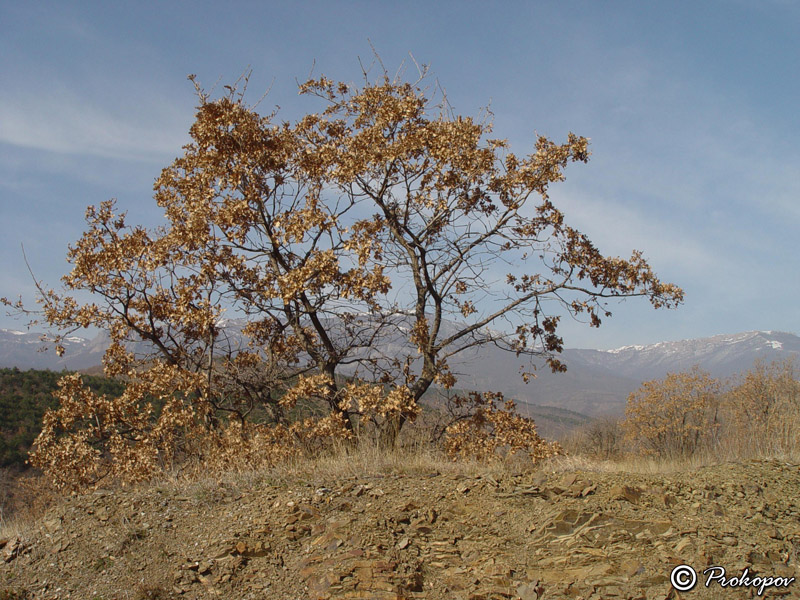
[553, 190, 721, 277]
[0, 85, 191, 162]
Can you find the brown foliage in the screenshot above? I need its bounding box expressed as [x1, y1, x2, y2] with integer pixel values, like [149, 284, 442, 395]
[14, 63, 682, 489]
[623, 367, 721, 459]
[721, 359, 800, 457]
[443, 392, 562, 462]
[622, 360, 800, 462]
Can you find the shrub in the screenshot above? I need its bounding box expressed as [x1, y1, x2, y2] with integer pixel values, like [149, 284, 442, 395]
[442, 391, 562, 462]
[721, 359, 800, 457]
[622, 367, 721, 459]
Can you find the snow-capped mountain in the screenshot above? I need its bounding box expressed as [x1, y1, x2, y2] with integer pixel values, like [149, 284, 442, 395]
[2, 326, 797, 417]
[575, 331, 800, 380]
[0, 328, 107, 371]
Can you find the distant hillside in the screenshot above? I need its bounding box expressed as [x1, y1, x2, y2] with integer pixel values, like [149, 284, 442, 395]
[421, 330, 800, 417]
[571, 330, 800, 380]
[0, 329, 107, 371]
[419, 386, 591, 440]
[2, 325, 798, 417]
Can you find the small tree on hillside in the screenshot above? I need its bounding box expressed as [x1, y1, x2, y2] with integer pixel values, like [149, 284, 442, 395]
[7, 64, 683, 488]
[723, 359, 800, 456]
[623, 367, 721, 459]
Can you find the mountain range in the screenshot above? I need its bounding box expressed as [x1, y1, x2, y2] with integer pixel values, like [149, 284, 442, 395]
[2, 326, 798, 419]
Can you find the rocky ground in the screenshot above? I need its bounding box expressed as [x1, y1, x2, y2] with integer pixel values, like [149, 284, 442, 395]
[1, 459, 799, 600]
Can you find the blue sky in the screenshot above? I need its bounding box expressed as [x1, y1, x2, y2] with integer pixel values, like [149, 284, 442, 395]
[1, 0, 799, 350]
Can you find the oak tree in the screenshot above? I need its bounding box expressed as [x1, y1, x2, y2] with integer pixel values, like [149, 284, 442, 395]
[11, 66, 683, 488]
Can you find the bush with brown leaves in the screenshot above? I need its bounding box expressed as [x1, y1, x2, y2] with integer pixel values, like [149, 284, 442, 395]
[443, 391, 562, 463]
[622, 367, 721, 459]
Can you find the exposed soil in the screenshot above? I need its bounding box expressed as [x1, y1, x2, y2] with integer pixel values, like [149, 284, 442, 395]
[1, 459, 799, 599]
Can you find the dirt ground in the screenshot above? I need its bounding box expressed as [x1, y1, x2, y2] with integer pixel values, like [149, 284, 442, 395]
[1, 458, 799, 599]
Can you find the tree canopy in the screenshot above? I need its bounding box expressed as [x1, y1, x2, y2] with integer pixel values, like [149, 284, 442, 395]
[9, 66, 683, 489]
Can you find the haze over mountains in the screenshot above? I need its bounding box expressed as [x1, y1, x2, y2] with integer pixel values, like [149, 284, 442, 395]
[2, 326, 798, 418]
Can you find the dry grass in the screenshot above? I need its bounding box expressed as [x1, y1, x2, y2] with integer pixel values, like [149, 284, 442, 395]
[0, 471, 60, 540]
[1, 430, 554, 540]
[551, 439, 800, 478]
[0, 516, 26, 543]
[548, 451, 718, 475]
[153, 439, 546, 500]
[146, 432, 800, 502]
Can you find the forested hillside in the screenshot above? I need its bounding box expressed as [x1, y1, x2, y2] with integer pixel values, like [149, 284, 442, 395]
[0, 368, 125, 470]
